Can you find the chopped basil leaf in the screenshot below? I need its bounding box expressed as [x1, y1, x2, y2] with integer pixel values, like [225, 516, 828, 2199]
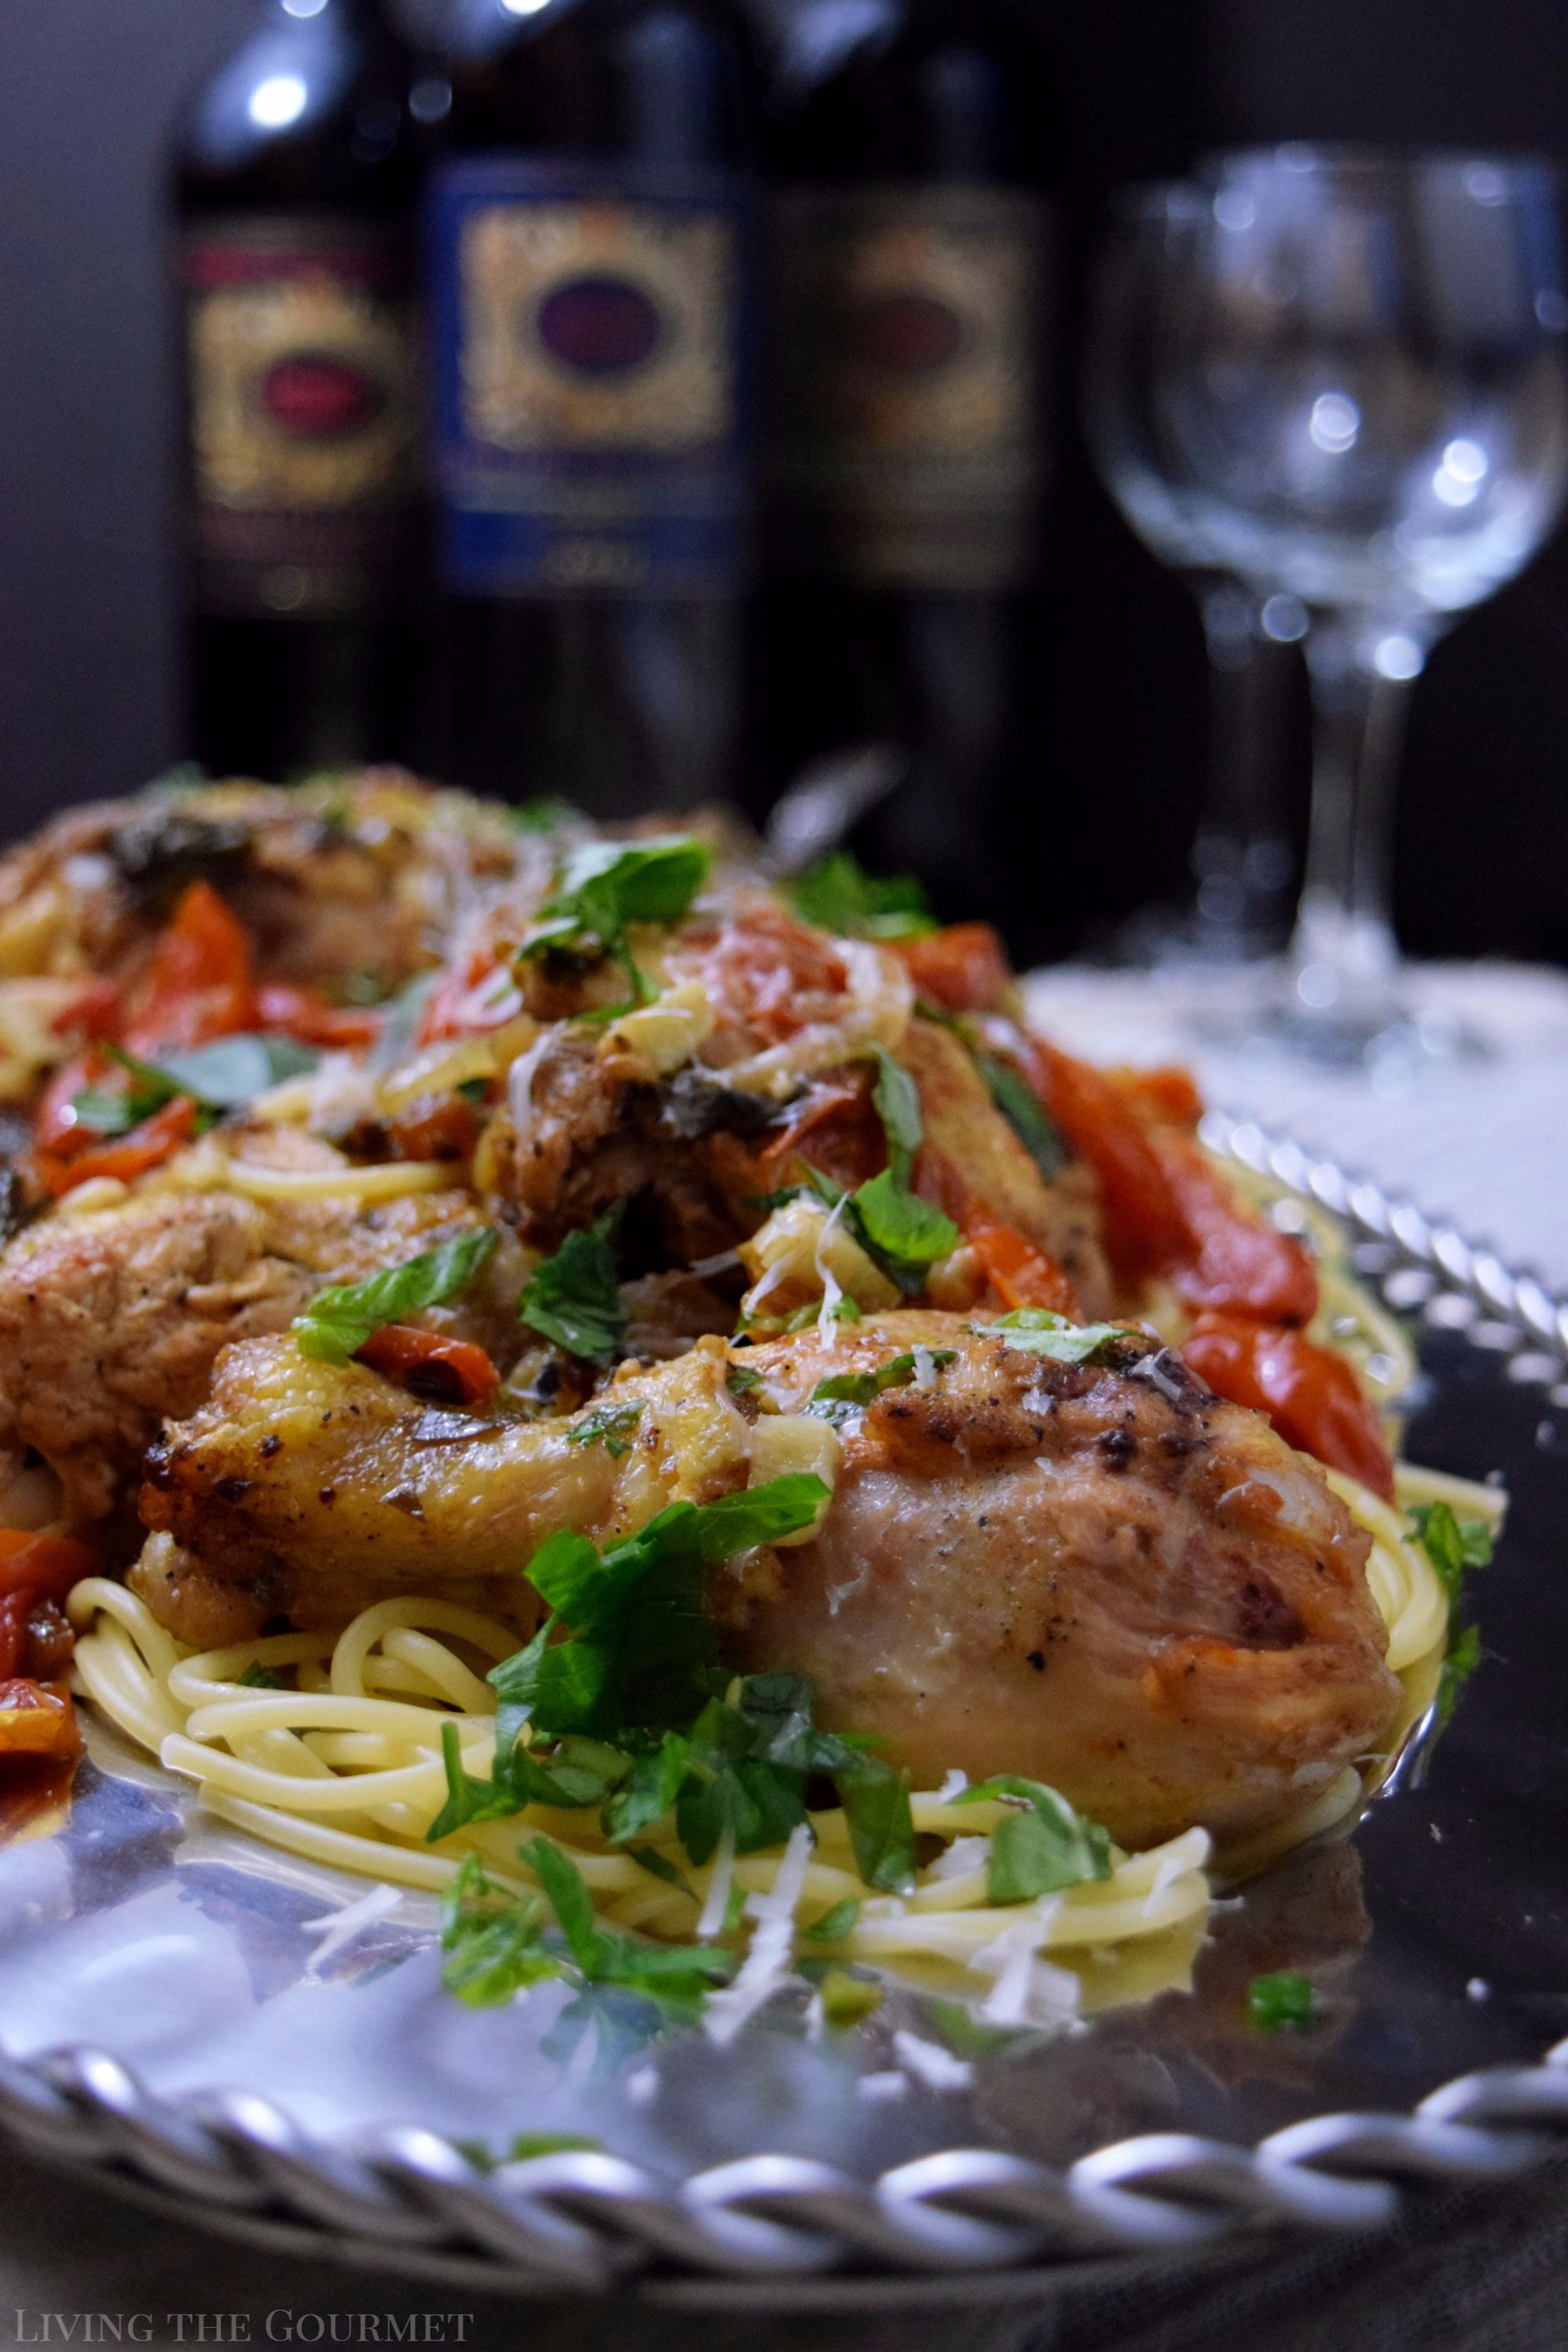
[519, 836, 710, 1004]
[973, 1049, 1065, 1181]
[292, 1228, 497, 1366]
[1436, 1621, 1482, 1726]
[869, 1044, 923, 1179]
[800, 1898, 861, 1943]
[626, 1844, 696, 1900]
[602, 1734, 690, 1846]
[725, 1363, 763, 1399]
[512, 797, 582, 834]
[525, 1837, 735, 2013]
[440, 1855, 564, 2007]
[786, 851, 935, 942]
[518, 1214, 626, 1365]
[806, 1348, 956, 1423]
[836, 1755, 916, 1894]
[851, 1169, 960, 1274]
[982, 1308, 1138, 1364]
[153, 1032, 319, 1108]
[1409, 1501, 1494, 1606]
[369, 972, 437, 1073]
[235, 1660, 285, 1690]
[1247, 1969, 1316, 2034]
[566, 1399, 644, 1459]
[956, 1774, 1112, 1901]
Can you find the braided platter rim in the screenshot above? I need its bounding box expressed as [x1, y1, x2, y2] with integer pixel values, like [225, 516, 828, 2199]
[2, 1109, 1565, 2299]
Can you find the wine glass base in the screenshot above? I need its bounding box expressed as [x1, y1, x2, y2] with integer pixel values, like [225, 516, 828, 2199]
[1192, 986, 1490, 1082]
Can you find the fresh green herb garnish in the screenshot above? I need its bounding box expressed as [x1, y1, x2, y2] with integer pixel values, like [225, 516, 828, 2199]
[519, 836, 710, 1004]
[525, 1838, 736, 2013]
[292, 1228, 497, 1366]
[442, 1842, 734, 2016]
[725, 1363, 764, 1399]
[506, 2133, 601, 2162]
[972, 1049, 1065, 1181]
[236, 1660, 285, 1690]
[566, 1399, 644, 1459]
[805, 1348, 956, 1425]
[71, 1050, 185, 1136]
[1408, 1501, 1494, 1605]
[817, 1969, 883, 2027]
[512, 797, 582, 834]
[369, 972, 437, 1073]
[1436, 1621, 1483, 1727]
[786, 851, 935, 942]
[517, 1214, 626, 1365]
[156, 1033, 321, 1107]
[800, 1898, 861, 1944]
[981, 1308, 1138, 1365]
[956, 1774, 1112, 1903]
[1247, 1970, 1317, 2034]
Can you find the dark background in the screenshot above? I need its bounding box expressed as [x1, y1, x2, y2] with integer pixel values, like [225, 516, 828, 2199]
[3, 0, 1568, 962]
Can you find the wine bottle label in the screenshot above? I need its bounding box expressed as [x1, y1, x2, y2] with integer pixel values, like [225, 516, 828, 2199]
[182, 220, 415, 619]
[427, 157, 750, 597]
[773, 183, 1054, 591]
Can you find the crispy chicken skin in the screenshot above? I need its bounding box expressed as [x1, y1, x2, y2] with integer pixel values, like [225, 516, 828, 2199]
[132, 1312, 1396, 1846]
[720, 1314, 1399, 1848]
[136, 1335, 754, 1639]
[0, 1175, 502, 1536]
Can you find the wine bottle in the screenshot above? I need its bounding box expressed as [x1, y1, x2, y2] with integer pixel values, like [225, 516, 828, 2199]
[427, 0, 764, 818]
[760, 0, 1065, 912]
[174, 0, 426, 781]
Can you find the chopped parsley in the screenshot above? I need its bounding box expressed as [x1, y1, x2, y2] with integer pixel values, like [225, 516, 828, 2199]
[518, 835, 710, 1005]
[517, 1214, 626, 1365]
[725, 1363, 764, 1399]
[800, 1898, 861, 1944]
[955, 1775, 1112, 1902]
[981, 1308, 1139, 1365]
[440, 1846, 736, 2016]
[1247, 1970, 1317, 2034]
[235, 1660, 285, 1691]
[786, 851, 935, 942]
[292, 1229, 497, 1365]
[566, 1399, 644, 1459]
[1410, 1501, 1494, 1730]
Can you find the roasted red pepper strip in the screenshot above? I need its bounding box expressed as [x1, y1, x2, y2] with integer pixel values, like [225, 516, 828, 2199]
[1181, 1312, 1396, 1501]
[0, 1530, 100, 1606]
[254, 983, 383, 1052]
[966, 1213, 1080, 1317]
[34, 1094, 197, 1197]
[1150, 1131, 1319, 1326]
[893, 922, 1014, 1015]
[123, 880, 254, 1054]
[355, 1325, 499, 1412]
[0, 1678, 81, 1760]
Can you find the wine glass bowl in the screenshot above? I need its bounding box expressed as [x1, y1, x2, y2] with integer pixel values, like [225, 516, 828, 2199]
[1093, 147, 1568, 1063]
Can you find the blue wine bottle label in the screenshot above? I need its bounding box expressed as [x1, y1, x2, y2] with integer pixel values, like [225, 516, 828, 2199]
[428, 156, 751, 597]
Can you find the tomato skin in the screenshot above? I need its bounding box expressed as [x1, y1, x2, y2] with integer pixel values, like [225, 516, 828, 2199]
[32, 1053, 100, 1157]
[355, 1325, 499, 1412]
[34, 1094, 197, 1197]
[123, 880, 254, 1054]
[894, 923, 1014, 1015]
[759, 1073, 884, 1194]
[51, 978, 122, 1042]
[0, 1530, 99, 1606]
[966, 1214, 1080, 1316]
[1152, 1132, 1319, 1325]
[1181, 1312, 1396, 1501]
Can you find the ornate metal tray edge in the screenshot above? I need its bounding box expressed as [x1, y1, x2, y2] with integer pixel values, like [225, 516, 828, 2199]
[3, 1112, 1567, 2302]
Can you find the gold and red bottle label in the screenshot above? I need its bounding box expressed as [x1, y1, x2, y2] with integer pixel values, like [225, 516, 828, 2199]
[774, 183, 1053, 592]
[181, 219, 416, 618]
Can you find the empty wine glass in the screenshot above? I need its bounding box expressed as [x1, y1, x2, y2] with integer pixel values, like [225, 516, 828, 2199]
[1124, 147, 1568, 1065]
[1084, 183, 1299, 964]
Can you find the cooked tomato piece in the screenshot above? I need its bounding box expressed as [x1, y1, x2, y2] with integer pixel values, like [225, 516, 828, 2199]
[681, 906, 850, 1053]
[49, 977, 122, 1042]
[32, 1051, 102, 1158]
[1181, 1313, 1396, 1501]
[1112, 1065, 1205, 1131]
[893, 922, 1014, 1015]
[1152, 1131, 1319, 1326]
[35, 1094, 198, 1197]
[0, 1529, 100, 1605]
[966, 1213, 1080, 1317]
[1027, 1040, 1187, 1282]
[759, 1072, 884, 1193]
[254, 983, 383, 1051]
[123, 880, 254, 1054]
[355, 1325, 500, 1411]
[0, 1678, 80, 1760]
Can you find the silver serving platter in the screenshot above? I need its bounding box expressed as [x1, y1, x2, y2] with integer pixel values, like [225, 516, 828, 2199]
[2, 1110, 1566, 2307]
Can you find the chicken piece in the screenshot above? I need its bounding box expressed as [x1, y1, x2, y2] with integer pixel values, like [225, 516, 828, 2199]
[717, 1312, 1399, 1848]
[0, 772, 520, 999]
[0, 1172, 495, 1536]
[135, 1304, 1396, 1849]
[136, 1335, 757, 1639]
[901, 1020, 1112, 1316]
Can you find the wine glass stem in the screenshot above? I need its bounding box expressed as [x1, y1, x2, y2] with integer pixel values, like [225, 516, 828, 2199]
[1291, 626, 1414, 1008]
[1192, 582, 1293, 930]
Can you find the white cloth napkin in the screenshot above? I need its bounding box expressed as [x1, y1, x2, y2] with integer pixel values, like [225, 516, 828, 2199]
[1022, 960, 1568, 1297]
